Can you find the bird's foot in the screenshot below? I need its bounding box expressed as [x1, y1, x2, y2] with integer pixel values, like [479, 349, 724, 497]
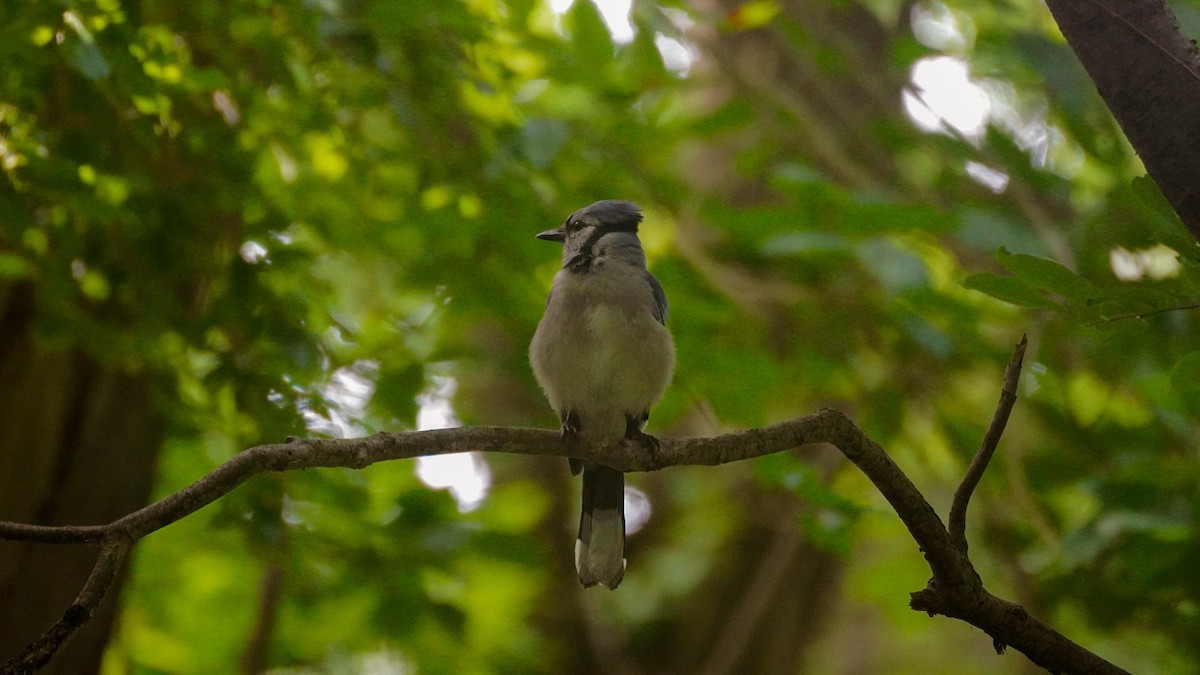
[624, 414, 663, 469]
[561, 410, 584, 474]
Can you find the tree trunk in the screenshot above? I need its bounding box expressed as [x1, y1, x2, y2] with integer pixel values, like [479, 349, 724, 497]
[0, 283, 164, 673]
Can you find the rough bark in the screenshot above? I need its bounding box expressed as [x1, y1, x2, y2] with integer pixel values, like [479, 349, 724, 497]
[1045, 0, 1200, 238]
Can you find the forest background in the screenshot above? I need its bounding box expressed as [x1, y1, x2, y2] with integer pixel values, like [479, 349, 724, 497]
[2, 0, 1199, 673]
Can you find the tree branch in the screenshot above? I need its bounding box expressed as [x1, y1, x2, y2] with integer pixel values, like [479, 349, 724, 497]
[0, 533, 130, 675]
[0, 353, 1130, 674]
[948, 335, 1028, 552]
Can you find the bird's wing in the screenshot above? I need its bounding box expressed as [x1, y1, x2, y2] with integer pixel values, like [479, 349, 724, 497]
[646, 272, 668, 325]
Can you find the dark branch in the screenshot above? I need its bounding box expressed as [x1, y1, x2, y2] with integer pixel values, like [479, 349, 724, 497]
[0, 414, 863, 545]
[1045, 0, 1200, 237]
[910, 587, 1128, 674]
[0, 372, 1129, 674]
[1, 533, 130, 675]
[948, 335, 1028, 552]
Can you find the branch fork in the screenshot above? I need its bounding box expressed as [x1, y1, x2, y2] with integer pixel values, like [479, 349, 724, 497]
[0, 334, 1130, 674]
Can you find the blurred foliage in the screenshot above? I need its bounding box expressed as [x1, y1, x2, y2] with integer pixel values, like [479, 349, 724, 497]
[3, 0, 1200, 672]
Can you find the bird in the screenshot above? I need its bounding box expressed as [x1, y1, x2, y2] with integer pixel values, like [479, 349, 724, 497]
[529, 200, 675, 589]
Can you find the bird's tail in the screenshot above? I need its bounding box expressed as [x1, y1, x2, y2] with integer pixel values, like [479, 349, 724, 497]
[576, 464, 625, 589]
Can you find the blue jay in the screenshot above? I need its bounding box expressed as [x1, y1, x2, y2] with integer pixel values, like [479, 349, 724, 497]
[529, 200, 675, 589]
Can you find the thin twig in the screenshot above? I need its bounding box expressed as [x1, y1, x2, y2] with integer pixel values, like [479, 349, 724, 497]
[948, 335, 1029, 553]
[1090, 301, 1200, 326]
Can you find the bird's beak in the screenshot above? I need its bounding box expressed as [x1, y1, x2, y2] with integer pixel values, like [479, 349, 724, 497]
[536, 227, 566, 242]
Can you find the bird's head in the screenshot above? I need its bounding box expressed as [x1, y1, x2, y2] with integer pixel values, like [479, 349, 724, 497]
[537, 200, 643, 268]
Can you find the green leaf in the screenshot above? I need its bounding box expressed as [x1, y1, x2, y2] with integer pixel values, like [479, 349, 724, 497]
[565, 0, 613, 65]
[857, 237, 928, 292]
[520, 118, 569, 168]
[693, 97, 754, 135]
[0, 254, 32, 277]
[78, 269, 111, 300]
[371, 363, 424, 423]
[1169, 351, 1200, 393]
[997, 247, 1098, 301]
[1130, 175, 1183, 228]
[963, 273, 1060, 309]
[728, 0, 782, 30]
[761, 231, 849, 256]
[1130, 176, 1197, 254]
[841, 202, 958, 236]
[68, 41, 111, 81]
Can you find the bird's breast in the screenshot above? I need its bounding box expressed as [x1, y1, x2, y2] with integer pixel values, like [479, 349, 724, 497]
[530, 266, 675, 438]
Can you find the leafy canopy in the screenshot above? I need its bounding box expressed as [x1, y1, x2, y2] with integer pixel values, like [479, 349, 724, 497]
[2, 0, 1199, 672]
